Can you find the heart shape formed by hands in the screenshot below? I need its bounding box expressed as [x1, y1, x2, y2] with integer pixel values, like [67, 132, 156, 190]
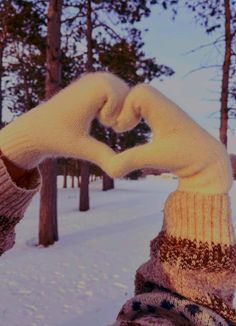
[0, 71, 231, 195]
[102, 83, 232, 195]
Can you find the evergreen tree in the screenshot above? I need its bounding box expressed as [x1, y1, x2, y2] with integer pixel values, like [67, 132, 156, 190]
[62, 0, 174, 198]
[1, 0, 175, 242]
[93, 36, 173, 179]
[0, 0, 45, 124]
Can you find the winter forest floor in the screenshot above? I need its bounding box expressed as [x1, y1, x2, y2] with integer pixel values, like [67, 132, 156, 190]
[0, 176, 236, 326]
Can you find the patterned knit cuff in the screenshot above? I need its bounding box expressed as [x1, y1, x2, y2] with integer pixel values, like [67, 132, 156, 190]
[163, 191, 235, 246]
[112, 287, 233, 326]
[135, 191, 236, 324]
[0, 155, 41, 218]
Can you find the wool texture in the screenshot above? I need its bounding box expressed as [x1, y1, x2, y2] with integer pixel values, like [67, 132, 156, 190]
[2, 155, 233, 326]
[0, 72, 129, 170]
[0, 75, 235, 324]
[0, 151, 40, 255]
[106, 84, 236, 325]
[107, 84, 232, 195]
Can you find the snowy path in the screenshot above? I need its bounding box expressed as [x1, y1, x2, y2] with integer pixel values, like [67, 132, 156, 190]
[0, 177, 235, 326]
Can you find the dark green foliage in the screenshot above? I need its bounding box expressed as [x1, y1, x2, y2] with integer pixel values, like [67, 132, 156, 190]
[1, 0, 175, 180]
[1, 0, 47, 115]
[98, 38, 173, 85]
[95, 27, 173, 178]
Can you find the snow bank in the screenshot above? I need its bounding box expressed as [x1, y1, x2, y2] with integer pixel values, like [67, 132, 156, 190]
[0, 177, 235, 326]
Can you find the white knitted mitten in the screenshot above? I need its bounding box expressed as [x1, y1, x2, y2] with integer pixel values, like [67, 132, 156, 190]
[0, 72, 129, 170]
[106, 84, 236, 323]
[107, 83, 233, 195]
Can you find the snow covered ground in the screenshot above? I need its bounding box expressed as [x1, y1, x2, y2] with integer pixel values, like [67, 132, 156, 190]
[0, 176, 235, 326]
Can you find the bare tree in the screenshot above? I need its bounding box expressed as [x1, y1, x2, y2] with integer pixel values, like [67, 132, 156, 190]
[163, 0, 236, 147]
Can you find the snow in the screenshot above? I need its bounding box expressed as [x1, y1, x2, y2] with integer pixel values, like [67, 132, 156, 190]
[0, 176, 235, 326]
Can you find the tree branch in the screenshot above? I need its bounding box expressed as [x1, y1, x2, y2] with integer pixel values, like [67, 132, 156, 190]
[183, 64, 222, 77]
[183, 35, 224, 55]
[61, 13, 85, 23]
[93, 21, 122, 40]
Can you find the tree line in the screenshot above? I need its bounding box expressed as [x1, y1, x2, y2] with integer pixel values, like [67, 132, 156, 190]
[0, 0, 235, 246]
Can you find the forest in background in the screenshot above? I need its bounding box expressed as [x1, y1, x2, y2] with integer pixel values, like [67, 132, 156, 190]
[0, 0, 235, 245]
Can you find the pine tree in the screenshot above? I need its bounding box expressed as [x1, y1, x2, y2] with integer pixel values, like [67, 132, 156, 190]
[61, 0, 174, 205]
[96, 36, 173, 179]
[0, 0, 45, 125]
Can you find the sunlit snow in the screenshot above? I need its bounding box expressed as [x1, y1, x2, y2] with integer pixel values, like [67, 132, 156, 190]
[0, 176, 235, 326]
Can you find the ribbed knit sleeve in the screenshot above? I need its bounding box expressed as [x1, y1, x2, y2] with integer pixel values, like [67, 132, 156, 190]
[0, 155, 41, 255]
[135, 190, 236, 324]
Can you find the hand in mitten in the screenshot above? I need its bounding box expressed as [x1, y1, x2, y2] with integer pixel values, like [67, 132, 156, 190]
[107, 84, 236, 323]
[0, 72, 129, 170]
[107, 84, 233, 194]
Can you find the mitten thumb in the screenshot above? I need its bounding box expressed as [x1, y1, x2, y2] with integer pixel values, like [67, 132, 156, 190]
[54, 134, 116, 171]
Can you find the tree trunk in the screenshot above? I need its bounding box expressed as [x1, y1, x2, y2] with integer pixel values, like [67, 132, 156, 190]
[102, 129, 115, 190]
[39, 0, 62, 246]
[71, 159, 75, 187]
[0, 0, 9, 128]
[85, 0, 93, 73]
[23, 69, 31, 112]
[63, 158, 67, 188]
[79, 161, 90, 211]
[219, 0, 232, 147]
[103, 172, 114, 191]
[0, 45, 3, 128]
[79, 0, 93, 211]
[39, 159, 58, 245]
[76, 160, 80, 188]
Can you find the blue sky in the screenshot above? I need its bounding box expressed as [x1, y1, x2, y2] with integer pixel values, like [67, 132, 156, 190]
[141, 6, 236, 153]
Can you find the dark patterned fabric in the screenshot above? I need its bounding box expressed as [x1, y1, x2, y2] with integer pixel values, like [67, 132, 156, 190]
[111, 286, 235, 326]
[151, 231, 236, 272]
